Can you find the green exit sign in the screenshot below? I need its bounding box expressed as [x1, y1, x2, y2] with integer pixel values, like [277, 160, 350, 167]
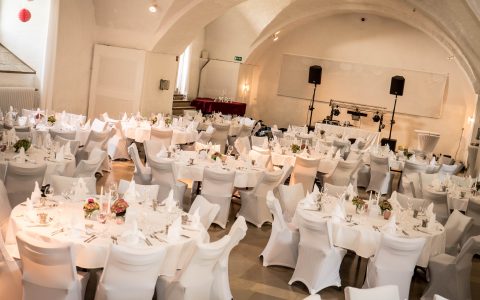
[234, 56, 243, 62]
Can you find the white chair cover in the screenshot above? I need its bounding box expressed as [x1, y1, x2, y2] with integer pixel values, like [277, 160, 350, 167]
[363, 234, 425, 300]
[50, 175, 96, 195]
[144, 140, 164, 162]
[278, 183, 304, 222]
[107, 121, 129, 160]
[211, 123, 230, 154]
[251, 136, 268, 148]
[189, 195, 220, 229]
[237, 124, 253, 138]
[127, 143, 152, 185]
[443, 209, 472, 256]
[438, 164, 459, 176]
[0, 232, 22, 300]
[200, 168, 235, 228]
[290, 156, 321, 194]
[196, 131, 213, 145]
[238, 169, 283, 227]
[91, 118, 107, 132]
[211, 216, 248, 300]
[73, 149, 107, 178]
[261, 192, 299, 268]
[421, 235, 480, 300]
[76, 128, 113, 164]
[323, 183, 347, 198]
[117, 179, 159, 202]
[345, 285, 400, 300]
[465, 197, 480, 244]
[234, 136, 251, 156]
[148, 157, 186, 204]
[289, 210, 346, 294]
[395, 192, 428, 211]
[366, 154, 391, 195]
[16, 231, 89, 300]
[0, 180, 12, 236]
[399, 161, 428, 195]
[324, 159, 360, 187]
[54, 136, 80, 156]
[422, 188, 449, 224]
[150, 127, 173, 148]
[49, 129, 76, 141]
[156, 235, 232, 300]
[95, 245, 167, 300]
[5, 162, 47, 207]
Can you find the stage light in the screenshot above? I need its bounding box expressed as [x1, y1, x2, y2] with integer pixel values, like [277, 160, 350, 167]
[148, 4, 158, 13]
[373, 112, 381, 122]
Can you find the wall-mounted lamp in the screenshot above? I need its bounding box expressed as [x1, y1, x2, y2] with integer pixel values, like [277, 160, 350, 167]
[242, 83, 250, 94]
[148, 1, 158, 13]
[468, 116, 475, 124]
[159, 79, 170, 90]
[272, 31, 280, 42]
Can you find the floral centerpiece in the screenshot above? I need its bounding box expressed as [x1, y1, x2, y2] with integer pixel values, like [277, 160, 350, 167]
[149, 115, 157, 125]
[291, 144, 300, 153]
[83, 198, 100, 218]
[352, 196, 366, 214]
[111, 198, 129, 216]
[47, 115, 56, 125]
[13, 139, 31, 153]
[403, 149, 414, 159]
[211, 151, 223, 161]
[165, 117, 172, 126]
[378, 199, 392, 213]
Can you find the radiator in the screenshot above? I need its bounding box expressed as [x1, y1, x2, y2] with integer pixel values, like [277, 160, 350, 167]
[0, 87, 38, 113]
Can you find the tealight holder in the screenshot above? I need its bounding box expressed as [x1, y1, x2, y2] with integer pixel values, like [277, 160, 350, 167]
[38, 212, 48, 224]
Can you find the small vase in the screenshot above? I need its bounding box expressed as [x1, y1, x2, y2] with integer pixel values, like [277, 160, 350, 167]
[355, 205, 362, 214]
[383, 210, 391, 220]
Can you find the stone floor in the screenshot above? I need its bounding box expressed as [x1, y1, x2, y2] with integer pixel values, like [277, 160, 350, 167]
[97, 161, 480, 300]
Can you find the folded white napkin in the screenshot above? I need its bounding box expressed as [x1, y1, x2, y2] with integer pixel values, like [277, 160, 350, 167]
[345, 184, 356, 201]
[334, 150, 341, 159]
[157, 146, 168, 158]
[272, 124, 278, 131]
[187, 121, 198, 133]
[121, 112, 128, 122]
[30, 181, 42, 203]
[409, 154, 416, 161]
[332, 202, 346, 223]
[388, 191, 402, 212]
[123, 180, 137, 203]
[164, 189, 176, 212]
[121, 219, 145, 245]
[25, 197, 36, 222]
[17, 116, 27, 127]
[82, 119, 91, 130]
[189, 208, 202, 229]
[430, 157, 436, 166]
[56, 145, 65, 161]
[74, 178, 88, 201]
[426, 202, 434, 217]
[206, 125, 215, 135]
[167, 217, 182, 242]
[382, 214, 397, 234]
[13, 147, 27, 163]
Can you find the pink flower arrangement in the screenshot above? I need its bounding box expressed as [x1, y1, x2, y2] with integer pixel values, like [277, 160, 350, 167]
[111, 198, 129, 216]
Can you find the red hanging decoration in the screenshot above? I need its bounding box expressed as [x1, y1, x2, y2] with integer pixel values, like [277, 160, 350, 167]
[18, 8, 31, 23]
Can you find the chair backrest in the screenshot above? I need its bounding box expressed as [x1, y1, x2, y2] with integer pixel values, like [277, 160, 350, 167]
[144, 140, 166, 162]
[466, 197, 480, 225]
[128, 143, 148, 174]
[84, 128, 112, 152]
[201, 168, 235, 197]
[370, 154, 389, 173]
[196, 131, 213, 144]
[50, 175, 96, 195]
[253, 169, 283, 198]
[73, 150, 107, 178]
[16, 231, 78, 290]
[290, 156, 321, 193]
[278, 163, 293, 185]
[211, 123, 230, 153]
[148, 157, 176, 200]
[0, 180, 12, 227]
[420, 172, 438, 188]
[251, 136, 268, 148]
[326, 159, 360, 186]
[444, 209, 472, 253]
[189, 195, 220, 229]
[266, 191, 288, 232]
[0, 230, 22, 300]
[344, 285, 400, 300]
[296, 210, 334, 251]
[395, 192, 428, 210]
[439, 164, 459, 175]
[118, 179, 159, 201]
[323, 183, 347, 197]
[91, 118, 107, 132]
[278, 183, 304, 221]
[150, 127, 173, 148]
[403, 160, 428, 176]
[234, 136, 251, 156]
[96, 245, 166, 300]
[249, 149, 271, 169]
[455, 235, 480, 270]
[422, 188, 449, 221]
[238, 124, 253, 138]
[346, 150, 363, 162]
[49, 129, 76, 141]
[54, 136, 80, 155]
[5, 162, 47, 207]
[438, 155, 454, 165]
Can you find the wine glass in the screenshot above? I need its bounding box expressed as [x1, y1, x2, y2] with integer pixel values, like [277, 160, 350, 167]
[109, 183, 118, 200]
[45, 186, 55, 201]
[226, 145, 234, 156]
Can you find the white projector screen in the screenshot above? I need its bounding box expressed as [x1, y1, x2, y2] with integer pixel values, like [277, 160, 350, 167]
[277, 54, 448, 118]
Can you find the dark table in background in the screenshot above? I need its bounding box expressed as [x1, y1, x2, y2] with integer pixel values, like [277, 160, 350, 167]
[190, 98, 247, 116]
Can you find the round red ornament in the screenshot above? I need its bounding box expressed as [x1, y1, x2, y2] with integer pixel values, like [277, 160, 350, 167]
[18, 8, 31, 23]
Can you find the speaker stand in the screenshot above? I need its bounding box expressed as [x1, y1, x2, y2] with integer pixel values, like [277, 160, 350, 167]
[307, 83, 317, 131]
[388, 94, 398, 140]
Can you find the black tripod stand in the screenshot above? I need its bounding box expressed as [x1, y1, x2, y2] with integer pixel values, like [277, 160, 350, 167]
[307, 83, 317, 131]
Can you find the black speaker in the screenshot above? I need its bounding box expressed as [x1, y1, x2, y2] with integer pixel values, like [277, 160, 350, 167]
[381, 138, 397, 151]
[389, 75, 405, 96]
[308, 65, 322, 84]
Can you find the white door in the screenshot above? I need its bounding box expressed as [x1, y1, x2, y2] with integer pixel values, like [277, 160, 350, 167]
[88, 44, 146, 119]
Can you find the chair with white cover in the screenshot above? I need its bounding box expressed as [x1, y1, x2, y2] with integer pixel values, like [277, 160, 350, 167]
[438, 155, 454, 166]
[399, 161, 428, 195]
[118, 179, 160, 202]
[394, 192, 428, 211]
[211, 123, 230, 153]
[421, 235, 480, 300]
[73, 149, 107, 178]
[366, 154, 392, 195]
[289, 211, 346, 294]
[248, 149, 271, 169]
[155, 235, 231, 300]
[211, 216, 248, 300]
[5, 162, 47, 207]
[91, 118, 107, 132]
[363, 234, 425, 300]
[290, 156, 321, 194]
[16, 231, 89, 300]
[50, 175, 96, 195]
[438, 164, 459, 176]
[422, 188, 449, 224]
[54, 136, 80, 156]
[0, 231, 22, 300]
[0, 180, 11, 235]
[49, 129, 76, 141]
[150, 127, 173, 148]
[465, 197, 480, 243]
[128, 143, 152, 184]
[251, 136, 268, 148]
[278, 163, 293, 185]
[188, 195, 220, 229]
[324, 159, 361, 187]
[302, 295, 321, 300]
[278, 183, 305, 222]
[443, 210, 472, 256]
[107, 121, 129, 160]
[323, 182, 347, 197]
[200, 168, 235, 228]
[94, 245, 167, 300]
[260, 191, 299, 268]
[344, 285, 400, 300]
[148, 157, 187, 204]
[238, 169, 283, 227]
[143, 140, 165, 163]
[420, 172, 439, 188]
[234, 136, 251, 156]
[237, 124, 253, 138]
[76, 128, 113, 162]
[196, 131, 213, 145]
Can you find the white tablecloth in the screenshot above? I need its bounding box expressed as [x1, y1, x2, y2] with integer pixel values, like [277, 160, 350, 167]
[271, 152, 339, 174]
[6, 197, 206, 273]
[294, 200, 445, 268]
[123, 124, 197, 145]
[415, 130, 440, 154]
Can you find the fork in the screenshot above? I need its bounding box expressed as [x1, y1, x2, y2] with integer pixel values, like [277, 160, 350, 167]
[372, 225, 381, 232]
[150, 233, 165, 243]
[111, 235, 118, 245]
[144, 237, 153, 246]
[51, 228, 64, 236]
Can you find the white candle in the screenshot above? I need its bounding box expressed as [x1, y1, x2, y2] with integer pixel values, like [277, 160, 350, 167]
[369, 191, 372, 201]
[107, 191, 111, 214]
[100, 186, 103, 196]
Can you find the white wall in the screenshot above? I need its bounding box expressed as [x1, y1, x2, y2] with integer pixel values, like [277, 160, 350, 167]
[249, 14, 475, 159]
[187, 29, 205, 100]
[51, 0, 95, 115]
[0, 0, 52, 102]
[140, 52, 178, 116]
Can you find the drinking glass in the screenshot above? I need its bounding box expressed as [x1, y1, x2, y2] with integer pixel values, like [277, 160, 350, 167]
[226, 145, 234, 156]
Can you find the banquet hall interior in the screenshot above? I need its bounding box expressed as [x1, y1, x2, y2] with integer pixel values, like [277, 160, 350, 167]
[2, 0, 480, 299]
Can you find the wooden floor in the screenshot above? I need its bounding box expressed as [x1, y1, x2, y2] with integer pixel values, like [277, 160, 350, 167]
[98, 161, 480, 300]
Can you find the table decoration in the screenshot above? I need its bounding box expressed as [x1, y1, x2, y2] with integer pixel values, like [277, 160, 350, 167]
[83, 198, 100, 219]
[352, 196, 366, 214]
[379, 199, 393, 219]
[13, 139, 31, 152]
[47, 114, 56, 125]
[111, 198, 129, 217]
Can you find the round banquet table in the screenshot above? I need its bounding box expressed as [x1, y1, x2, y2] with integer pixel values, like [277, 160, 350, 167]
[6, 197, 207, 275]
[270, 151, 339, 174]
[123, 123, 197, 145]
[173, 152, 264, 188]
[425, 185, 473, 212]
[293, 197, 446, 268]
[0, 147, 75, 185]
